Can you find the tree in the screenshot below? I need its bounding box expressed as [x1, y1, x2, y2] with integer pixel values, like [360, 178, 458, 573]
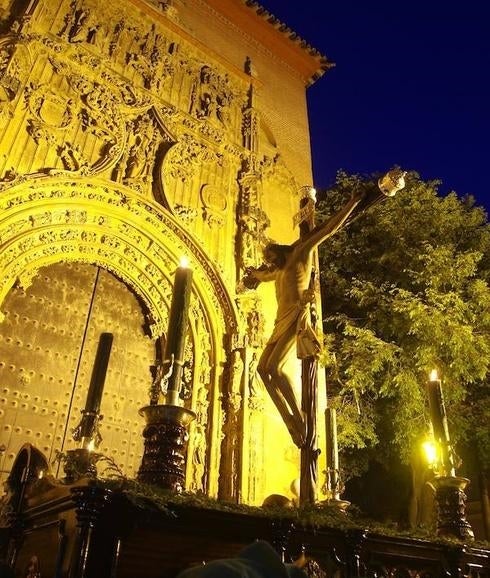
[316, 171, 490, 525]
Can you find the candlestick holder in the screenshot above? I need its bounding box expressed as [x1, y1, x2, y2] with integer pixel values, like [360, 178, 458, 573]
[431, 475, 474, 541]
[62, 448, 98, 484]
[320, 467, 350, 512]
[72, 409, 103, 448]
[137, 404, 196, 492]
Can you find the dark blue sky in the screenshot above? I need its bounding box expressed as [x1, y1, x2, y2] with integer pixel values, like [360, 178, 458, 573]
[258, 1, 490, 213]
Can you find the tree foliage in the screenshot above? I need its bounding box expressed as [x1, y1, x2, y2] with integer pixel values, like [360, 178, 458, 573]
[317, 171, 490, 475]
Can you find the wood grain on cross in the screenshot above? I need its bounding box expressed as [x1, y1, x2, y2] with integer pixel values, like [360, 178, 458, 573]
[296, 189, 320, 505]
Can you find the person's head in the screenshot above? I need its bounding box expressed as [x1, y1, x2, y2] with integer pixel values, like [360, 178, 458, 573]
[176, 540, 307, 578]
[263, 243, 292, 269]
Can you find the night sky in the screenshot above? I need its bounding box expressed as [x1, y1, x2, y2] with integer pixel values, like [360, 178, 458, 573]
[258, 1, 490, 213]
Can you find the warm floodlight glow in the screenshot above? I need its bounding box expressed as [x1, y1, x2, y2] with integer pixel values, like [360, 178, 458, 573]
[179, 256, 190, 268]
[87, 439, 95, 452]
[422, 440, 438, 466]
[429, 369, 439, 381]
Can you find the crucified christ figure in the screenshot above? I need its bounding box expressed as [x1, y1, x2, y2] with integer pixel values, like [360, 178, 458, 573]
[243, 169, 406, 448]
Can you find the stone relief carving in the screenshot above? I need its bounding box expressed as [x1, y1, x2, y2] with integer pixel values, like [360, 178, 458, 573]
[261, 152, 298, 191]
[165, 133, 222, 182]
[58, 142, 90, 173]
[174, 204, 198, 224]
[127, 23, 177, 91]
[218, 347, 245, 500]
[112, 112, 166, 194]
[189, 64, 235, 126]
[0, 39, 21, 127]
[0, 0, 249, 227]
[191, 379, 209, 492]
[247, 351, 264, 411]
[189, 307, 213, 492]
[235, 170, 270, 274]
[145, 0, 179, 21]
[200, 184, 226, 229]
[55, 2, 189, 103]
[58, 3, 99, 45]
[0, 179, 237, 336]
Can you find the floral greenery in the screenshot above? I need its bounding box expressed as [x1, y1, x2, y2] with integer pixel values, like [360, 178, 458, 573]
[53, 449, 125, 481]
[4, 448, 488, 550]
[88, 476, 490, 549]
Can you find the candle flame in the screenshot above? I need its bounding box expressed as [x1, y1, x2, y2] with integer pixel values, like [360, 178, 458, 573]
[38, 469, 44, 479]
[87, 439, 95, 452]
[422, 440, 438, 465]
[179, 256, 190, 268]
[429, 369, 439, 381]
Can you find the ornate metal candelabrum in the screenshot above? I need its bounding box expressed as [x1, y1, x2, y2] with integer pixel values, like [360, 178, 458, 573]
[137, 259, 196, 492]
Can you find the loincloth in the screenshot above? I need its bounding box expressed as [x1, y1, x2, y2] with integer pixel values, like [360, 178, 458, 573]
[267, 304, 321, 359]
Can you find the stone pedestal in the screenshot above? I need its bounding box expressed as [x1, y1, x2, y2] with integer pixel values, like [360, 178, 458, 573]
[432, 475, 474, 540]
[137, 404, 196, 492]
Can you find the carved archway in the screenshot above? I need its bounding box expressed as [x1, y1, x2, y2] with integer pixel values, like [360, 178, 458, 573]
[0, 174, 239, 495]
[0, 174, 237, 336]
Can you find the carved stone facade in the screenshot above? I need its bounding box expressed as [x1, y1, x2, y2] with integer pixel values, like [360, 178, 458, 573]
[0, 0, 328, 504]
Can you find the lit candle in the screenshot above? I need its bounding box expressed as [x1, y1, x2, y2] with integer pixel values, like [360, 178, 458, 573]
[326, 407, 340, 497]
[164, 257, 193, 405]
[427, 369, 455, 476]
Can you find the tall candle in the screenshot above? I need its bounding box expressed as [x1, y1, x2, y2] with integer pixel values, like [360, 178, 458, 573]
[73, 332, 113, 447]
[164, 258, 193, 405]
[85, 332, 113, 414]
[427, 369, 455, 476]
[326, 407, 339, 497]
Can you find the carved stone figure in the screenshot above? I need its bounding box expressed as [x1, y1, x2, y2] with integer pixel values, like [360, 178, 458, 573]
[189, 64, 233, 125]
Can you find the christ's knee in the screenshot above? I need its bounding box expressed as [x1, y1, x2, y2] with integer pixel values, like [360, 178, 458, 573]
[267, 359, 288, 382]
[257, 354, 271, 381]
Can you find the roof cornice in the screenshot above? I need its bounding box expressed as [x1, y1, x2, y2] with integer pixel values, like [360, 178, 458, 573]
[206, 0, 334, 85]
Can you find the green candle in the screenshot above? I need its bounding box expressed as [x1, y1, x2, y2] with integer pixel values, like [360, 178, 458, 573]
[164, 258, 193, 405]
[85, 332, 113, 414]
